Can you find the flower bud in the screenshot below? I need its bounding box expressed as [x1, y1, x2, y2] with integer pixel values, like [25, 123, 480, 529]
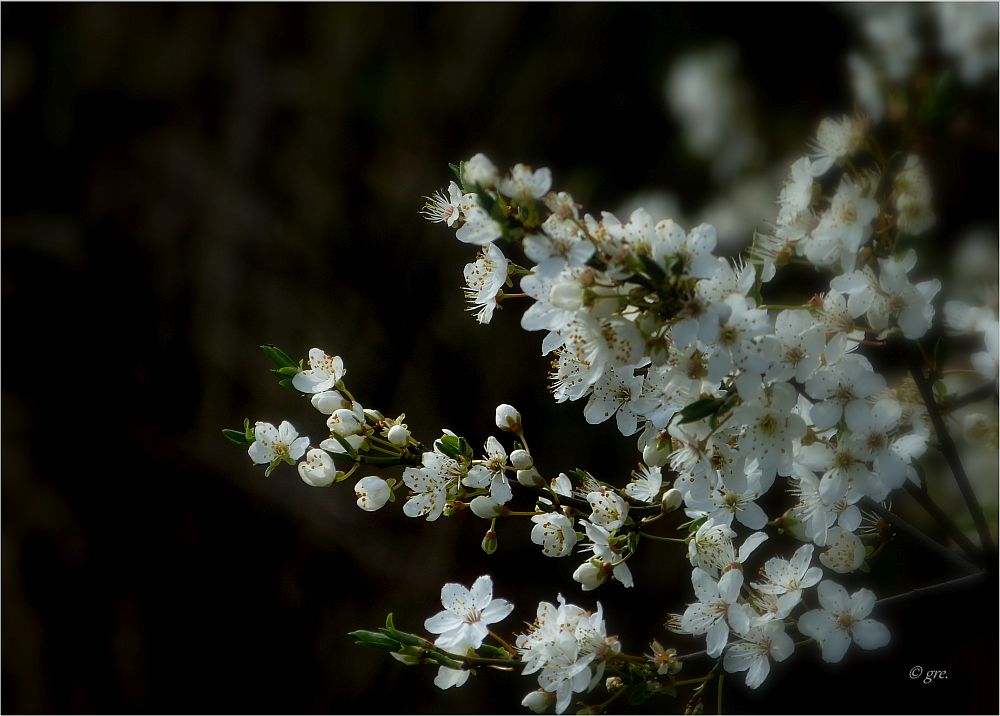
[549, 280, 584, 310]
[510, 449, 533, 470]
[495, 404, 522, 433]
[387, 424, 411, 447]
[660, 488, 683, 513]
[521, 690, 555, 714]
[363, 408, 384, 422]
[642, 441, 670, 467]
[572, 558, 607, 591]
[310, 390, 349, 415]
[517, 467, 544, 488]
[470, 495, 503, 519]
[464, 152, 498, 188]
[605, 676, 624, 692]
[481, 529, 498, 554]
[778, 507, 809, 541]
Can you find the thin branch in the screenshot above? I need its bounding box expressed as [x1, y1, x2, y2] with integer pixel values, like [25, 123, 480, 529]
[905, 343, 996, 560]
[943, 380, 998, 412]
[863, 499, 980, 573]
[874, 571, 988, 609]
[903, 482, 982, 561]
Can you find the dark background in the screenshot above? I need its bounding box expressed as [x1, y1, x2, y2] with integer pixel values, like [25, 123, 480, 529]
[3, 3, 997, 714]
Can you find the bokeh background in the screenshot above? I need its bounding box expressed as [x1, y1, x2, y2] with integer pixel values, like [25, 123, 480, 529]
[3, 3, 998, 714]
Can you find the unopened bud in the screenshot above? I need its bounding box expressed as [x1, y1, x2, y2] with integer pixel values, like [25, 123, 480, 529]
[521, 690, 555, 714]
[470, 496, 503, 519]
[510, 449, 533, 470]
[310, 390, 349, 415]
[481, 529, 498, 554]
[661, 488, 683, 513]
[517, 467, 544, 488]
[605, 676, 624, 692]
[643, 441, 670, 467]
[495, 404, 522, 433]
[778, 507, 808, 541]
[387, 424, 410, 447]
[549, 281, 584, 310]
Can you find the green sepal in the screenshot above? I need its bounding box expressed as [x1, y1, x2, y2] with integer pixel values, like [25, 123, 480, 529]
[348, 629, 403, 651]
[260, 344, 298, 369]
[678, 397, 725, 424]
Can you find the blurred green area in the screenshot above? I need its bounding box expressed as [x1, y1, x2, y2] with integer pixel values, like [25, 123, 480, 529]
[2, 4, 996, 714]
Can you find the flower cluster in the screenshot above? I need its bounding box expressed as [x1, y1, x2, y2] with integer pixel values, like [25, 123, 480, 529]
[227, 20, 996, 709]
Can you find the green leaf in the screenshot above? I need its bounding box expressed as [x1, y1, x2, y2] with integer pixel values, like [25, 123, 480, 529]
[628, 682, 654, 706]
[435, 435, 463, 460]
[222, 428, 252, 446]
[326, 431, 357, 458]
[638, 255, 666, 285]
[348, 630, 403, 651]
[678, 397, 725, 424]
[478, 644, 511, 659]
[274, 366, 300, 378]
[259, 344, 297, 369]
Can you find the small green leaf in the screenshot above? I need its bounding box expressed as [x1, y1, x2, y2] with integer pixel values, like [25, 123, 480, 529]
[222, 428, 252, 446]
[260, 344, 297, 369]
[274, 366, 300, 378]
[348, 630, 403, 651]
[435, 435, 463, 460]
[638, 255, 666, 284]
[478, 644, 510, 659]
[628, 682, 654, 706]
[678, 397, 725, 424]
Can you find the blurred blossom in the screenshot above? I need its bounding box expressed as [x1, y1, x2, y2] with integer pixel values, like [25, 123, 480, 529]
[859, 5, 919, 82]
[666, 46, 761, 182]
[847, 53, 885, 122]
[616, 190, 683, 225]
[951, 229, 1000, 294]
[696, 170, 780, 252]
[936, 2, 1000, 84]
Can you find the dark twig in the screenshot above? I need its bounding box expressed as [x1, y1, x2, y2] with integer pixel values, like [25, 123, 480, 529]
[905, 343, 996, 561]
[874, 571, 989, 609]
[943, 380, 998, 413]
[903, 482, 982, 562]
[864, 499, 980, 573]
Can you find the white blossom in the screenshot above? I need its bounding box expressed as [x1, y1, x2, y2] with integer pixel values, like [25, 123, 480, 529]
[797, 581, 890, 662]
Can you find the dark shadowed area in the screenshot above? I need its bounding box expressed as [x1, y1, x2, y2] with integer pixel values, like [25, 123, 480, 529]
[3, 3, 997, 714]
